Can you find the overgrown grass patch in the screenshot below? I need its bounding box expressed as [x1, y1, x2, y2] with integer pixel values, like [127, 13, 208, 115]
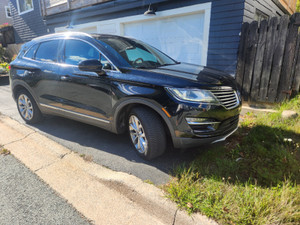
[164, 95, 300, 224]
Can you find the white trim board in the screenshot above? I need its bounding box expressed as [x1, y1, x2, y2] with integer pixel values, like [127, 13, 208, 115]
[16, 0, 34, 15]
[56, 2, 212, 66]
[5, 6, 12, 18]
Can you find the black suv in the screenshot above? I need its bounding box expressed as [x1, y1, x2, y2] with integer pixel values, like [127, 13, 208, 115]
[10, 32, 241, 160]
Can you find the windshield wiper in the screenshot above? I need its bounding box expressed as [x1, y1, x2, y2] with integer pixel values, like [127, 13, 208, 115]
[135, 66, 149, 69]
[158, 63, 177, 67]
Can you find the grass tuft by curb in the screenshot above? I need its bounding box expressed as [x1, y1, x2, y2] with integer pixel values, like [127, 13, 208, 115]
[0, 146, 10, 155]
[164, 95, 300, 225]
[79, 153, 93, 162]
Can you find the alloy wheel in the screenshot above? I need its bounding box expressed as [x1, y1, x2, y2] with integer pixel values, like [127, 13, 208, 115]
[129, 115, 148, 154]
[18, 94, 34, 121]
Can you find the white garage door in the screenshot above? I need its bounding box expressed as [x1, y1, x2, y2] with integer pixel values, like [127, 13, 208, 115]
[123, 13, 205, 65]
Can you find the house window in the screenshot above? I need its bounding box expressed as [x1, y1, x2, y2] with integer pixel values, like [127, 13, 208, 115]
[5, 6, 12, 18]
[255, 9, 269, 23]
[17, 0, 34, 14]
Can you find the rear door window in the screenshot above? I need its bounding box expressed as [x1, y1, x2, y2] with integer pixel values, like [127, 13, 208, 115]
[24, 44, 38, 59]
[35, 40, 60, 62]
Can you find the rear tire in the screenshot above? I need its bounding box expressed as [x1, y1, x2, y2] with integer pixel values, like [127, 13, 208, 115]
[16, 89, 43, 124]
[128, 107, 166, 160]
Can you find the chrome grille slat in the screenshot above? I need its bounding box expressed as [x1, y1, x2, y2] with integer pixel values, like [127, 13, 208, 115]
[211, 92, 234, 95]
[222, 99, 237, 105]
[212, 93, 235, 96]
[217, 97, 236, 101]
[210, 88, 239, 110]
[215, 95, 236, 99]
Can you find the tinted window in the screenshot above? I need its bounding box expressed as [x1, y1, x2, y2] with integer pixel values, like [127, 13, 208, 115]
[24, 44, 38, 59]
[35, 41, 60, 62]
[64, 40, 100, 65]
[96, 37, 177, 69]
[100, 55, 114, 70]
[126, 48, 157, 63]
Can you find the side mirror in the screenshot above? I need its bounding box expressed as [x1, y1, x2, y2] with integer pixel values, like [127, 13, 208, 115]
[78, 60, 105, 75]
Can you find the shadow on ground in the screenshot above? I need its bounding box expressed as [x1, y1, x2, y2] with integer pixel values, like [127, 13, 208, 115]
[182, 125, 300, 187]
[32, 115, 212, 179]
[0, 75, 9, 86]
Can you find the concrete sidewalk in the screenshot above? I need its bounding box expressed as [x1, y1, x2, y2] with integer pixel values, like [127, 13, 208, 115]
[0, 115, 216, 225]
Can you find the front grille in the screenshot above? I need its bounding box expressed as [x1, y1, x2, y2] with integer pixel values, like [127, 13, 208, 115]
[210, 89, 239, 109]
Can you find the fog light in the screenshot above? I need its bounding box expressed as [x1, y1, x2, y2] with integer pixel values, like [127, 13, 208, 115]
[185, 118, 219, 124]
[186, 118, 220, 131]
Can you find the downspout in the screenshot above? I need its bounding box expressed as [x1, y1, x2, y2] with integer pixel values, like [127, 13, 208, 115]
[41, 0, 47, 17]
[67, 0, 71, 10]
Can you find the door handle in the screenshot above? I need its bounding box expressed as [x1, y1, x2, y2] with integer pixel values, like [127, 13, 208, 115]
[60, 75, 71, 81]
[25, 71, 34, 76]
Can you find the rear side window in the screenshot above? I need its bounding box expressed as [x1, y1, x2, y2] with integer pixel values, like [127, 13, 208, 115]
[35, 40, 60, 62]
[64, 39, 99, 65]
[24, 44, 38, 59]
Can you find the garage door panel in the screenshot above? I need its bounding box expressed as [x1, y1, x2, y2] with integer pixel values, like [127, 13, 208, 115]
[123, 13, 205, 65]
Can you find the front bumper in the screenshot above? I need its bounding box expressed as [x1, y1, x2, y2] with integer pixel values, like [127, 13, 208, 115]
[166, 102, 241, 149]
[172, 123, 238, 148]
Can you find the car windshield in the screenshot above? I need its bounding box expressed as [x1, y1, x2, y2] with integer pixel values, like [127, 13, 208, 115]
[95, 36, 178, 69]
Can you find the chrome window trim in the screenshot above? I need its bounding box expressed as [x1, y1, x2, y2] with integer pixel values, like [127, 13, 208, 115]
[22, 37, 122, 73]
[40, 103, 110, 124]
[23, 43, 39, 60]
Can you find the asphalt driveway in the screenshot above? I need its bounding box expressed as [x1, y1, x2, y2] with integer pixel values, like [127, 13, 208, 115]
[0, 76, 203, 184]
[0, 154, 90, 225]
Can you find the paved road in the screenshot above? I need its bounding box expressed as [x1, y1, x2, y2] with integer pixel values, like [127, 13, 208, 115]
[0, 76, 204, 184]
[0, 154, 90, 225]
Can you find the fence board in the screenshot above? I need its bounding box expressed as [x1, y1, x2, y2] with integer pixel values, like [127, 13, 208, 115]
[242, 21, 258, 101]
[277, 13, 300, 102]
[259, 17, 278, 101]
[236, 13, 300, 103]
[236, 23, 249, 93]
[267, 15, 289, 102]
[291, 32, 300, 94]
[250, 19, 268, 101]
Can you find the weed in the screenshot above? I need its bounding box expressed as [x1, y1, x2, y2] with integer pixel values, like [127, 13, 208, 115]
[79, 153, 93, 162]
[144, 179, 155, 185]
[0, 148, 10, 155]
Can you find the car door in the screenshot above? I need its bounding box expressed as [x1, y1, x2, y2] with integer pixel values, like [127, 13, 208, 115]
[57, 39, 114, 128]
[26, 40, 63, 108]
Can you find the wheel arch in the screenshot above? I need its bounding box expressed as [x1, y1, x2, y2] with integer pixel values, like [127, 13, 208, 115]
[12, 81, 39, 104]
[112, 98, 175, 143]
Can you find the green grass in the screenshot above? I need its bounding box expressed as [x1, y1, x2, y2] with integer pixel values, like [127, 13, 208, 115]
[164, 95, 300, 225]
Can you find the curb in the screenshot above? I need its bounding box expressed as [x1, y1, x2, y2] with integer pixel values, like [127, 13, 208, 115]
[0, 115, 217, 225]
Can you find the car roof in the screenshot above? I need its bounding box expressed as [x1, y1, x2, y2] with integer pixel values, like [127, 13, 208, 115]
[31, 31, 92, 42]
[31, 32, 129, 43]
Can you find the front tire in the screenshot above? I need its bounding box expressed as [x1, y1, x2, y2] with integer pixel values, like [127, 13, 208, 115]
[16, 89, 43, 124]
[128, 107, 166, 160]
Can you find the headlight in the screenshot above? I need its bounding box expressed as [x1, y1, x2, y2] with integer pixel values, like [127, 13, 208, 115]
[165, 87, 218, 103]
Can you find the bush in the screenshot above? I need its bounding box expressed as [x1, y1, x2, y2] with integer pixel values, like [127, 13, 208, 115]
[0, 62, 9, 73]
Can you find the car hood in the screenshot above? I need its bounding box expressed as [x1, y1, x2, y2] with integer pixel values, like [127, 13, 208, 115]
[149, 63, 236, 87]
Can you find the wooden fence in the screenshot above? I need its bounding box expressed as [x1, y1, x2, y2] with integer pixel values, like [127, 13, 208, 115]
[236, 13, 300, 103]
